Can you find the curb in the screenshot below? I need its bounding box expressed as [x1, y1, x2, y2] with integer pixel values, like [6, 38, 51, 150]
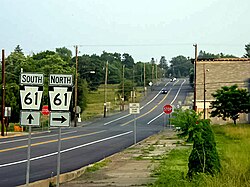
[18, 163, 89, 187]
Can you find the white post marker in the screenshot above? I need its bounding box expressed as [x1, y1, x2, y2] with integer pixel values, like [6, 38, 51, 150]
[20, 72, 44, 187]
[129, 103, 140, 144]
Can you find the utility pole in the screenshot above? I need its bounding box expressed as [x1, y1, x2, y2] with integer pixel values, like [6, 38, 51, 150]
[144, 63, 146, 96]
[132, 65, 135, 102]
[155, 64, 157, 85]
[74, 45, 78, 127]
[152, 64, 154, 85]
[193, 44, 197, 111]
[203, 63, 206, 119]
[104, 61, 108, 117]
[122, 65, 125, 110]
[1, 49, 5, 136]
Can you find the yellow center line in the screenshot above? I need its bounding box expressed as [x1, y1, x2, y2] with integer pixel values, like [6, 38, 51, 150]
[121, 80, 180, 126]
[0, 130, 106, 153]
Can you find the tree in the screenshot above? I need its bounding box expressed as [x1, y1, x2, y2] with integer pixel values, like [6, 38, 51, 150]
[170, 109, 202, 142]
[187, 119, 221, 178]
[210, 85, 250, 124]
[56, 47, 72, 63]
[189, 68, 194, 88]
[14, 45, 24, 55]
[159, 56, 168, 70]
[117, 79, 134, 101]
[122, 53, 134, 68]
[171, 109, 221, 178]
[168, 55, 192, 78]
[243, 43, 250, 58]
[198, 50, 237, 59]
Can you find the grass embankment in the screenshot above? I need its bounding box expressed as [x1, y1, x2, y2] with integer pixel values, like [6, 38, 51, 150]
[81, 84, 144, 120]
[150, 124, 250, 187]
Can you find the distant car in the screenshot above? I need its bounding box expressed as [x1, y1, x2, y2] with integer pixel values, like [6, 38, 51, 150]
[161, 88, 168, 94]
[170, 77, 177, 82]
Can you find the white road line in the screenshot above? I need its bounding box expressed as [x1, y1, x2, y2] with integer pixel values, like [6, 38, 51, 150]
[104, 81, 171, 126]
[104, 114, 131, 126]
[0, 131, 77, 144]
[147, 79, 186, 125]
[0, 131, 133, 168]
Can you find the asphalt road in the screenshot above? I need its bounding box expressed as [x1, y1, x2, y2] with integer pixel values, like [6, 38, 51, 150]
[0, 78, 192, 187]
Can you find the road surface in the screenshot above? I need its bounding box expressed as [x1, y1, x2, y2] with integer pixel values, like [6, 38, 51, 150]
[0, 78, 191, 186]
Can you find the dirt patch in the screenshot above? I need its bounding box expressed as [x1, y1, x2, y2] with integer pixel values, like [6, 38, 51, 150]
[61, 130, 183, 187]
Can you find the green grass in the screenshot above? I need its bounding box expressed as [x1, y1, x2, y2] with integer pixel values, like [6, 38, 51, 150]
[150, 124, 250, 187]
[81, 84, 144, 120]
[85, 159, 111, 173]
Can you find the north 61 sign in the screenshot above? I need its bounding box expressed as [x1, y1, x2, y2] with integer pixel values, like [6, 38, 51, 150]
[49, 87, 72, 111]
[49, 74, 73, 127]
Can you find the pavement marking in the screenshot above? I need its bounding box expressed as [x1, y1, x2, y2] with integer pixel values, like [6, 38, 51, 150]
[120, 80, 182, 126]
[104, 114, 130, 126]
[121, 91, 173, 126]
[0, 131, 133, 168]
[104, 81, 171, 126]
[0, 131, 77, 145]
[147, 79, 186, 125]
[0, 130, 106, 153]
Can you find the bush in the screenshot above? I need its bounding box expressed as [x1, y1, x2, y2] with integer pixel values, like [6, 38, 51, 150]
[187, 120, 221, 178]
[171, 109, 221, 178]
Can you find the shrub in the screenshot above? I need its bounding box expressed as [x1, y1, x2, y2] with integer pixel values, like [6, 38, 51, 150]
[187, 120, 221, 178]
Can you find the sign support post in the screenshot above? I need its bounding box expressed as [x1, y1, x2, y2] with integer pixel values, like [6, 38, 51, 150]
[20, 73, 44, 186]
[163, 104, 173, 129]
[163, 113, 166, 130]
[169, 114, 171, 128]
[134, 114, 137, 144]
[129, 103, 140, 145]
[26, 126, 32, 186]
[49, 74, 73, 187]
[56, 127, 62, 187]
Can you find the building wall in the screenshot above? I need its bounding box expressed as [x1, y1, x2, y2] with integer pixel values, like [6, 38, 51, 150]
[195, 58, 250, 124]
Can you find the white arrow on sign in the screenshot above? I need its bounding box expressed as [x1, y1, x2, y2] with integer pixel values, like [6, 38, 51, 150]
[49, 87, 72, 111]
[50, 112, 70, 127]
[20, 86, 43, 110]
[20, 111, 41, 126]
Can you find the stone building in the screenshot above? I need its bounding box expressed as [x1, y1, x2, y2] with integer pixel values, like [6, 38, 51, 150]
[195, 58, 250, 124]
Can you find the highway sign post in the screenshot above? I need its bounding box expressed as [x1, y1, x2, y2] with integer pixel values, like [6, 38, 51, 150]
[49, 74, 73, 187]
[129, 103, 140, 144]
[20, 72, 44, 186]
[163, 104, 173, 129]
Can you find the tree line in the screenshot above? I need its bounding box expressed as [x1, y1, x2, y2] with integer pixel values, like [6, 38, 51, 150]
[0, 45, 194, 123]
[1, 42, 250, 123]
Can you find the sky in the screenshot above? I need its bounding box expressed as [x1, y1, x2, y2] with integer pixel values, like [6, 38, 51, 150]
[1, 0, 250, 62]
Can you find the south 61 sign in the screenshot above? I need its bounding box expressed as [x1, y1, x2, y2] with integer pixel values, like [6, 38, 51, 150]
[20, 73, 44, 110]
[20, 86, 43, 110]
